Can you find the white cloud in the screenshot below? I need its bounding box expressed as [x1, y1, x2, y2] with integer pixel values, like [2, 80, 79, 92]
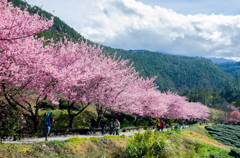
[26, 0, 240, 60]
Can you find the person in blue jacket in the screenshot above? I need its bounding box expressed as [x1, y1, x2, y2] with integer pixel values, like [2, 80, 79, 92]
[100, 117, 106, 135]
[44, 111, 52, 141]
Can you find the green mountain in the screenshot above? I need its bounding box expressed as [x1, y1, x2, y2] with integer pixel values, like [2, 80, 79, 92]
[208, 57, 236, 64]
[216, 62, 240, 76]
[103, 49, 232, 91]
[9, 0, 233, 92]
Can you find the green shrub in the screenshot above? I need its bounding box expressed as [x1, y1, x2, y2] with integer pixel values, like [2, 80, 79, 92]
[64, 136, 87, 143]
[42, 109, 96, 130]
[126, 130, 152, 157]
[126, 130, 179, 158]
[45, 140, 66, 148]
[210, 153, 221, 158]
[228, 148, 240, 158]
[0, 110, 23, 141]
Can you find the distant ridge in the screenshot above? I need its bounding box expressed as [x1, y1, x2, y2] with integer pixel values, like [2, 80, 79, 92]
[208, 57, 236, 64]
[216, 62, 240, 76]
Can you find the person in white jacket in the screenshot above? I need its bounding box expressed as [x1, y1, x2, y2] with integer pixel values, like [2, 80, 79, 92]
[114, 118, 120, 135]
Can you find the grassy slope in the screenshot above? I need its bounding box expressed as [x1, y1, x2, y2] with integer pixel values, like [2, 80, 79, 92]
[183, 125, 231, 150]
[0, 136, 128, 158]
[0, 126, 234, 158]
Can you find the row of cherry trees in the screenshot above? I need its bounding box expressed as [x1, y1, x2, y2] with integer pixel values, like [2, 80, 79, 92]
[209, 105, 240, 123]
[0, 0, 209, 131]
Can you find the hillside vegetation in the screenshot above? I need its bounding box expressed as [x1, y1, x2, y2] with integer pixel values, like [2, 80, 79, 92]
[206, 124, 240, 148]
[105, 49, 232, 91]
[0, 126, 237, 158]
[217, 62, 240, 76]
[9, 0, 233, 92]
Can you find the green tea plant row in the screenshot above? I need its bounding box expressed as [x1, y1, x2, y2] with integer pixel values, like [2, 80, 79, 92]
[205, 125, 240, 148]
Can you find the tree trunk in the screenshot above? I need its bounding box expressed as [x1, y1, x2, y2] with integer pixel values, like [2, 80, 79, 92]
[0, 134, 2, 144]
[33, 115, 39, 132]
[134, 116, 139, 126]
[68, 115, 74, 128]
[96, 105, 103, 128]
[96, 116, 102, 128]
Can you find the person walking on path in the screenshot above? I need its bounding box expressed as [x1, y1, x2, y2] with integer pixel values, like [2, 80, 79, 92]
[109, 118, 115, 135]
[160, 120, 165, 131]
[156, 118, 161, 131]
[114, 118, 120, 135]
[100, 117, 106, 135]
[90, 117, 96, 135]
[13, 115, 26, 141]
[44, 111, 52, 141]
[19, 115, 26, 139]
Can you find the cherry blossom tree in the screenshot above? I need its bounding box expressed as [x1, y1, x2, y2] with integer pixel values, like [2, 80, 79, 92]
[184, 102, 210, 120]
[0, 0, 53, 41]
[0, 0, 54, 131]
[0, 37, 57, 131]
[88, 56, 142, 126]
[0, 0, 210, 132]
[229, 110, 240, 122]
[51, 41, 114, 128]
[224, 105, 240, 123]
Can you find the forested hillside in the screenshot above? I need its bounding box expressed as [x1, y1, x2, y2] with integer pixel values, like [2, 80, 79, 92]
[208, 57, 236, 64]
[217, 62, 240, 76]
[9, 0, 233, 92]
[104, 49, 232, 91]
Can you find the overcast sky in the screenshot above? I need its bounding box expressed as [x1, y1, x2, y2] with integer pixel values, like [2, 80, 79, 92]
[26, 0, 240, 61]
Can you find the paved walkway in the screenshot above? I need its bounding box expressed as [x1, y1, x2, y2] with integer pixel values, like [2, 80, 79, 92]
[2, 129, 148, 144]
[2, 125, 190, 144]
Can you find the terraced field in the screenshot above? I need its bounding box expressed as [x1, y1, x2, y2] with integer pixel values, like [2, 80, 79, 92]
[205, 125, 240, 148]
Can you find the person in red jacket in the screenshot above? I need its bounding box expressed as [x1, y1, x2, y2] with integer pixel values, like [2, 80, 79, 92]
[160, 120, 165, 131]
[156, 118, 161, 131]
